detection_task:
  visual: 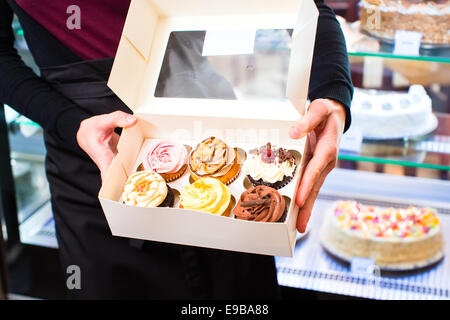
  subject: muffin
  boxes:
[243,142,296,190]
[189,136,240,185]
[233,185,287,222]
[180,177,232,216]
[122,171,174,207]
[137,139,188,182]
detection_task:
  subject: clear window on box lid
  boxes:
[155,29,293,102]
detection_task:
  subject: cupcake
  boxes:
[137,139,188,182]
[233,185,286,222]
[180,177,232,216]
[189,136,240,185]
[122,171,174,207]
[243,142,296,190]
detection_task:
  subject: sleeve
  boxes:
[309,0,353,132]
[0,0,91,148]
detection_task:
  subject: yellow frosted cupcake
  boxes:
[180,177,232,216]
[122,171,174,207]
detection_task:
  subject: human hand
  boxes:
[76,111,137,181]
[289,98,346,233]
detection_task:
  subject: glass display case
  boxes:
[0,219,6,299]
[276,0,450,300]
[0,1,449,300]
[1,18,56,250]
[0,17,64,300]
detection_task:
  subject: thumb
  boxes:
[77,111,137,181]
[97,111,137,132]
[289,99,331,139]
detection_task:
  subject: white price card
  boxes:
[350,257,377,275]
[393,30,422,56]
[202,28,256,56]
[363,56,383,88]
[340,127,363,154]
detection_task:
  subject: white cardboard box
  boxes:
[99,0,318,257]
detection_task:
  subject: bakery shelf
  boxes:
[338,112,450,171]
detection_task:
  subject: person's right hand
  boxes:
[76,111,137,181]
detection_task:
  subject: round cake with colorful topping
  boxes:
[321,200,444,269]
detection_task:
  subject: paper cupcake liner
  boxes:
[246,166,296,190]
[160,164,188,182]
[190,163,240,186]
[278,206,288,223]
[136,163,145,172]
[137,163,187,183]
[222,198,234,217]
[158,185,175,208]
[224,165,240,185]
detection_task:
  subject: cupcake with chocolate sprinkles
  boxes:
[233,185,286,222]
[243,142,296,190]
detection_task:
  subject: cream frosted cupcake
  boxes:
[189,137,241,185]
[137,139,188,182]
[243,142,296,190]
[122,171,174,207]
[180,177,232,216]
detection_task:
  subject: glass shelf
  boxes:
[339,153,450,171]
[348,44,450,64]
[339,113,450,171]
[341,20,450,64]
[13,116,41,128]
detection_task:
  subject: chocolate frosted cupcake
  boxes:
[189,137,241,185]
[122,171,174,208]
[233,185,286,222]
[243,142,296,190]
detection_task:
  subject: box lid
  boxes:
[108,0,318,118]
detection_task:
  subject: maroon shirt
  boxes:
[15,0,131,60]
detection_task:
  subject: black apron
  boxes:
[39,33,280,300]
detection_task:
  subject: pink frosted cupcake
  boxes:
[137,139,188,182]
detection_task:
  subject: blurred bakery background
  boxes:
[1,0,449,300]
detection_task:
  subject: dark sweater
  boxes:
[0,0,353,148]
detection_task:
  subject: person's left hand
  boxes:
[289,98,346,233]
